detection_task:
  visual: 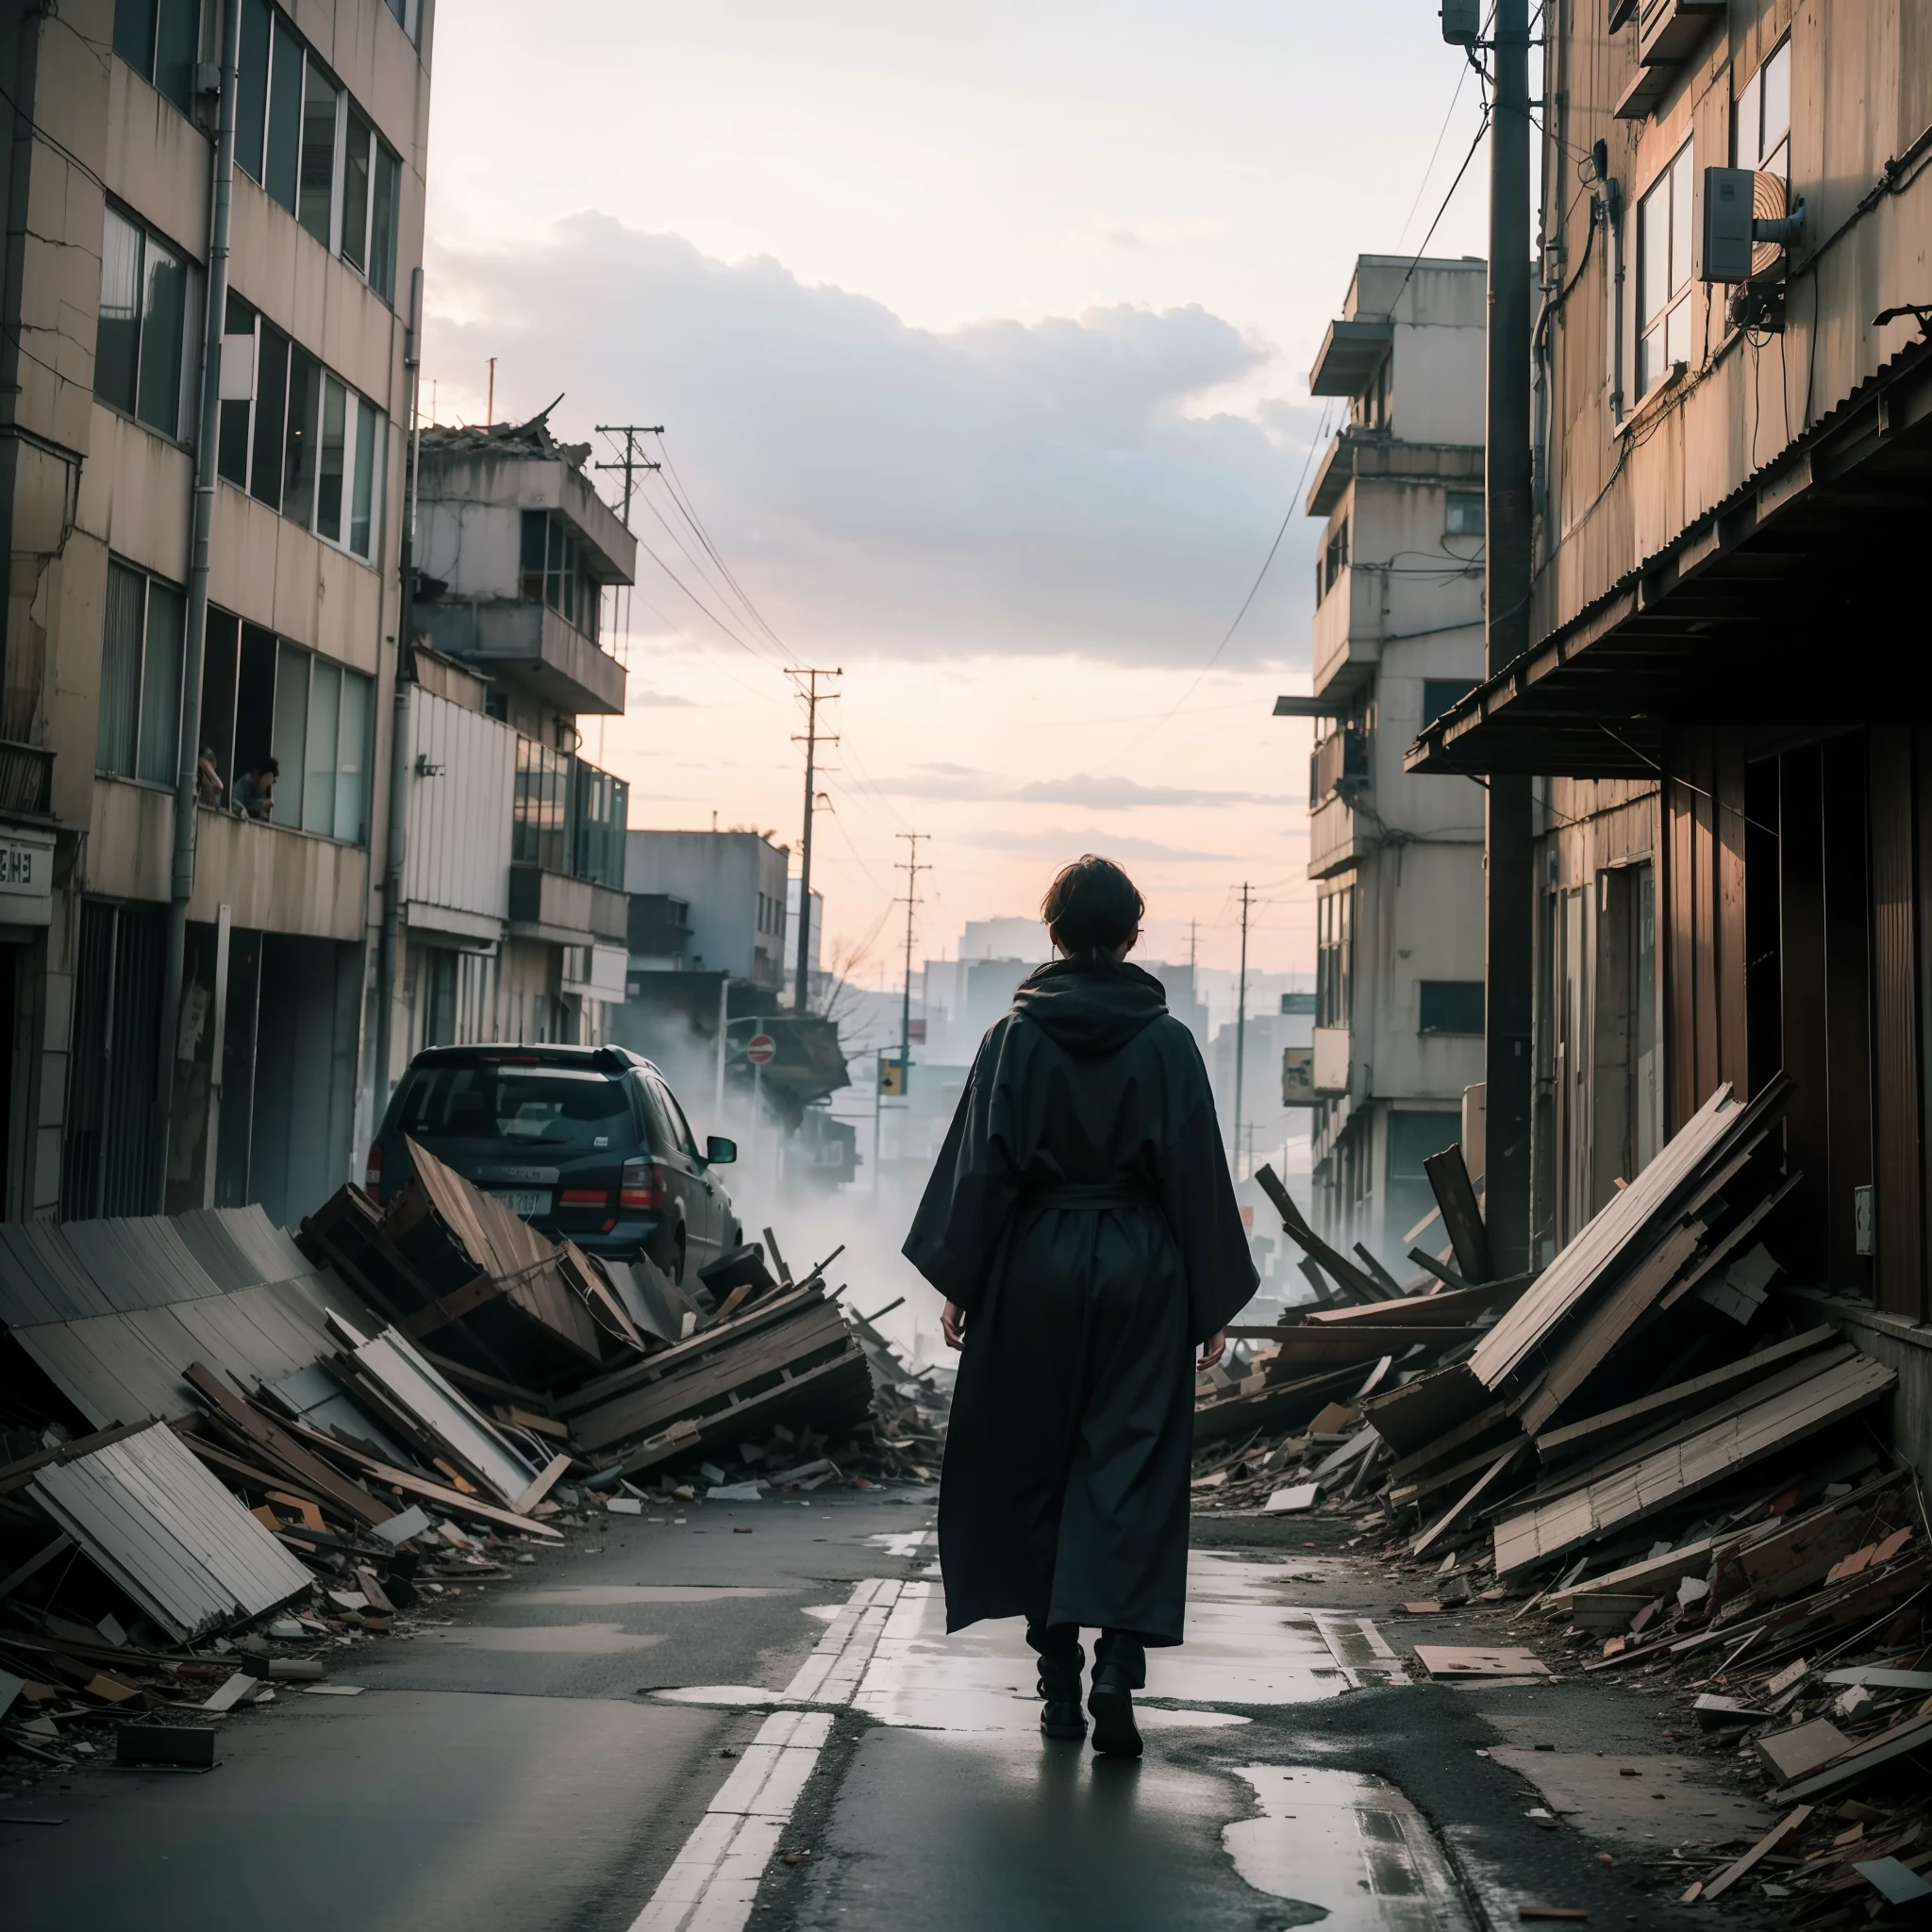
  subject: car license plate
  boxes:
[490,1189,551,1218]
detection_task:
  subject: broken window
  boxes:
[95,203,201,442]
[1637,139,1695,400]
[97,558,185,788]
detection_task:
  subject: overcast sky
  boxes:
[421,2,1490,981]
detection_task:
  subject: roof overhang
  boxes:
[1309,318,1394,397]
[1407,334,1932,779]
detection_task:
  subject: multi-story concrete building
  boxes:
[1406,4,1932,1455]
[1,0,431,1224]
[398,411,635,1058]
[1285,254,1490,1252]
[624,829,792,997]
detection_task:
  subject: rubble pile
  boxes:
[0,1148,936,1776]
[1205,1077,1932,1917]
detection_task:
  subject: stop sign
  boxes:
[746,1033,776,1065]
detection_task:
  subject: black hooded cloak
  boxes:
[903,957,1257,1644]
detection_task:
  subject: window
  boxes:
[1352,355,1390,432]
[1422,678,1477,729]
[1316,516,1349,608]
[1637,141,1695,399]
[1419,979,1486,1036]
[571,758,628,889]
[233,5,403,302]
[1445,491,1484,537]
[114,0,204,118]
[1736,38,1790,179]
[1316,886,1353,1030]
[382,0,424,48]
[514,735,571,872]
[98,559,185,786]
[216,294,385,558]
[195,611,371,839]
[95,204,200,441]
[519,510,604,640]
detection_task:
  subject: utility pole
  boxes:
[593,425,665,527]
[1485,0,1536,1274]
[485,357,495,426]
[1188,919,1199,970]
[895,833,928,1100]
[790,670,841,1013]
[1233,884,1253,1177]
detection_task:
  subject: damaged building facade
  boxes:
[393,411,636,1066]
[1288,255,1491,1254]
[1,0,433,1225]
[1407,3,1932,1457]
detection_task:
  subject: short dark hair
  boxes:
[1041,855,1143,956]
[256,757,279,777]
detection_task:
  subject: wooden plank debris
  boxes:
[1413,1645,1550,1678]
[1423,1141,1492,1284]
[1702,1805,1812,1901]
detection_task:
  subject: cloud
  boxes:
[1008,773,1291,809]
[428,215,1322,669]
[624,684,699,708]
[864,767,1290,808]
[953,825,1240,863]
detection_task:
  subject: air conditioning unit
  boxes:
[1700,168,1804,283]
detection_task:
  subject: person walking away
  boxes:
[903,855,1256,1757]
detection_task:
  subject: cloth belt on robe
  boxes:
[1024,1183,1154,1209]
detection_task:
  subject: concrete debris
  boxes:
[1,1178,930,1786]
[1215,1086,1932,1924]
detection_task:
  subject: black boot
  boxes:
[1026,1620,1087,1740]
[1089,1630,1145,1758]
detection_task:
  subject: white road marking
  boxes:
[628,1580,903,1931]
[783,1577,903,1703]
[627,1709,833,1932]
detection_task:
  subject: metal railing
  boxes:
[1308,726,1368,807]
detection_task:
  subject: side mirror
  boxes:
[706,1135,738,1166]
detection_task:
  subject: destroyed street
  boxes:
[11,1,1932,1927]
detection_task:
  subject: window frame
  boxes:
[1418,978,1486,1037]
[1444,490,1484,538]
[1635,139,1696,402]
[112,0,209,122]
[94,200,203,445]
[195,608,374,841]
[1735,36,1791,181]
[215,293,386,562]
[97,557,187,789]
[519,509,606,642]
[233,2,404,305]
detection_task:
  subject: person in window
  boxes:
[904,855,1256,1757]
[231,756,278,819]
[196,745,225,807]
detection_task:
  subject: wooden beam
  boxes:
[1424,1142,1493,1284]
[181,1363,394,1528]
[511,1454,573,1517]
[1253,1163,1387,1301]
[0,1533,75,1602]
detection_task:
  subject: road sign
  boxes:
[878,1052,905,1097]
[746,1033,776,1065]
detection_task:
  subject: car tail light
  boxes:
[560,1188,608,1208]
[363,1142,382,1200]
[620,1158,665,1211]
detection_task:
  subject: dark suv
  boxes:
[366,1044,740,1286]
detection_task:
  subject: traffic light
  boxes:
[878,1053,906,1097]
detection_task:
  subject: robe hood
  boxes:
[1011,958,1169,1058]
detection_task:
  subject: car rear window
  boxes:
[393,1064,641,1155]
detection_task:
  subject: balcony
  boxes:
[417,599,626,715]
[508,864,629,947]
[1308,793,1368,880]
[1312,1026,1351,1097]
[0,740,54,817]
[1309,725,1368,806]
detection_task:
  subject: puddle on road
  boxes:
[429,1623,667,1653]
[1225,1765,1474,1930]
[505,1585,790,1605]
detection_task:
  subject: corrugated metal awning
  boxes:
[28,1422,314,1641]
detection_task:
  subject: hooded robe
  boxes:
[903,957,1257,1644]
